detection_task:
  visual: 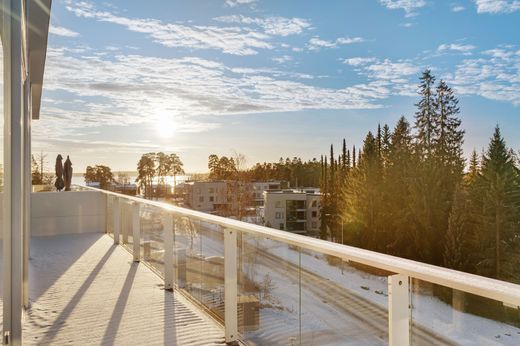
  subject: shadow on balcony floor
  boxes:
[19,233,225,345]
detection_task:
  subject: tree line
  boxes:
[208,153,320,187]
[136,152,184,199]
[321,70,520,283]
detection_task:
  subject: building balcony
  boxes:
[3,188,519,345]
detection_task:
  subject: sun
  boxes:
[154,110,177,138]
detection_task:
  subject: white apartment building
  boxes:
[252,181,284,206]
[263,189,321,234]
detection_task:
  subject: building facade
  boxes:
[182,181,229,213]
[251,181,284,206]
[263,189,321,234]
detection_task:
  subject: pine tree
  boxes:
[433,80,465,174]
[377,123,382,157]
[466,149,480,185]
[385,117,414,256]
[444,186,470,271]
[345,131,384,251]
[381,124,392,168]
[415,69,436,158]
[476,126,520,280]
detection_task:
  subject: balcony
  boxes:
[3,188,519,345]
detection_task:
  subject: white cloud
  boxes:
[39,45,390,143]
[336,37,365,44]
[66,2,273,55]
[445,46,520,105]
[451,4,466,12]
[343,57,421,96]
[307,36,365,51]
[225,0,256,7]
[379,0,427,17]
[213,15,311,36]
[474,0,520,13]
[437,43,476,54]
[365,59,420,81]
[272,55,293,64]
[49,24,80,37]
[342,57,377,66]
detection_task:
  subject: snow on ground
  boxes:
[190,222,520,345]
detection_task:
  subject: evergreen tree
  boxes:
[352,146,356,168]
[381,124,392,168]
[476,126,520,281]
[415,69,436,157]
[385,117,414,256]
[433,80,465,175]
[444,186,471,271]
[465,149,480,188]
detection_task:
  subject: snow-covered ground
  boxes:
[178,222,520,345]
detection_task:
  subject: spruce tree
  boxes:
[415,69,436,158]
[433,80,465,174]
[386,117,414,256]
[352,146,356,168]
[476,126,520,280]
[444,186,470,271]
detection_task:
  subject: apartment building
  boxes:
[252,180,285,206]
[182,181,229,213]
[263,189,321,234]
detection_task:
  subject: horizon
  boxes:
[33,0,520,173]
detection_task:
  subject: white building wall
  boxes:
[185,181,228,212]
[264,191,320,232]
[31,191,106,236]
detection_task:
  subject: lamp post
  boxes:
[326,213,345,274]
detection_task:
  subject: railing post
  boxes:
[164,214,174,291]
[132,202,140,262]
[388,274,410,346]
[113,197,120,244]
[224,228,238,345]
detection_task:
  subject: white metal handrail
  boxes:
[80,185,520,308]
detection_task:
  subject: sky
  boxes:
[32,0,520,173]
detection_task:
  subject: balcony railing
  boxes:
[81,185,520,346]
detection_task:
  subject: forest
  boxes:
[320,70,520,284]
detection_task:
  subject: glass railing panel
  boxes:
[299,252,389,345]
[173,216,205,305]
[238,233,300,345]
[410,279,520,345]
[106,195,113,235]
[139,204,166,277]
[120,199,135,250]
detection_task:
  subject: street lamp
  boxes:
[325,213,345,274]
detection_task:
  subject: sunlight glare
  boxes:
[154,110,177,138]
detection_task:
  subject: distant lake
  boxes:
[72,175,190,186]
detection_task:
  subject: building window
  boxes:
[311,200,318,208]
[199,196,204,202]
[209,187,215,193]
[311,211,317,218]
[275,212,284,219]
[275,201,282,208]
[279,223,284,230]
[209,196,214,202]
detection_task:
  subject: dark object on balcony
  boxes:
[64,155,73,191]
[54,154,65,191]
[238,295,259,332]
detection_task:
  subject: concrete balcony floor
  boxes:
[2,233,225,345]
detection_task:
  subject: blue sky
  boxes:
[33,0,520,172]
